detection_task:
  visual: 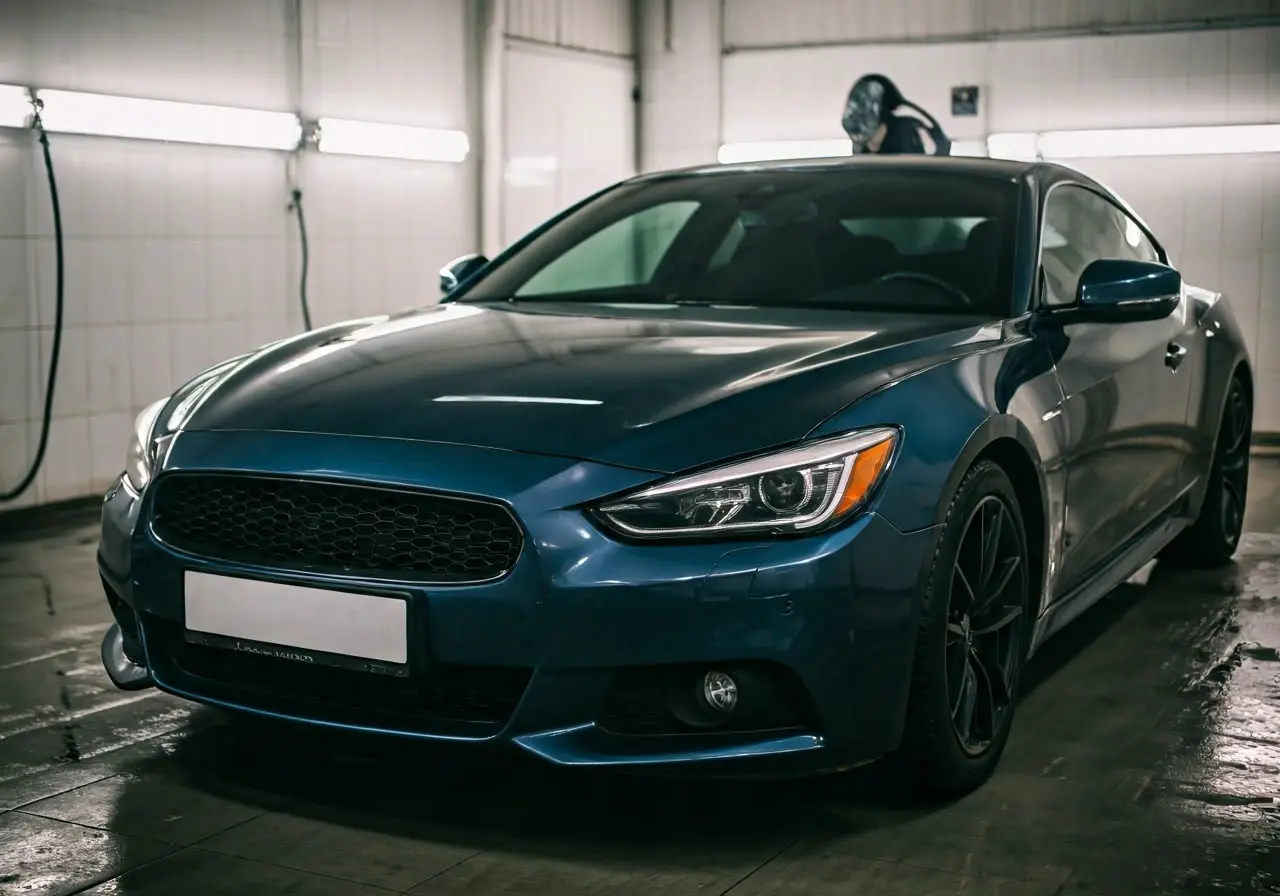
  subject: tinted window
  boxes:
[517,201,699,295]
[842,217,989,254]
[461,170,1020,316]
[1040,185,1160,307]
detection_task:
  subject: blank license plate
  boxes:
[183,571,408,664]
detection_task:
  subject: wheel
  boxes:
[1163,375,1251,567]
[896,460,1032,796]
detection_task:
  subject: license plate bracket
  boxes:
[182,629,410,678]
[182,570,411,674]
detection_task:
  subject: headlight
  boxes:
[124,398,168,492]
[121,355,249,493]
[595,427,898,538]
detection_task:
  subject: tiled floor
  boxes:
[1,461,1278,895]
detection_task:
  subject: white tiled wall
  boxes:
[0,0,478,508]
[718,27,1280,432]
[296,0,477,328]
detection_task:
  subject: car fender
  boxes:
[929,413,1048,525]
[808,338,1066,611]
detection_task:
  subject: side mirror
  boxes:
[1057,258,1182,323]
[439,253,489,296]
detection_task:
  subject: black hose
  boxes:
[901,100,952,156]
[1,124,64,503]
[289,187,312,331]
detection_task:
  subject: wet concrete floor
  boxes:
[0,461,1278,895]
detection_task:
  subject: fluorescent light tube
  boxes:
[720,137,988,164]
[986,132,1040,161]
[723,123,1280,167]
[1036,124,1280,159]
[0,84,31,128]
[33,88,301,150]
[949,140,988,157]
[316,118,469,162]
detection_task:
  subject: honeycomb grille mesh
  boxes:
[151,474,522,582]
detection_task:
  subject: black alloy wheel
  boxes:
[1217,378,1251,551]
[896,460,1032,795]
[1163,374,1251,567]
[945,495,1028,757]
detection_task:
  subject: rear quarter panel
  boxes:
[1184,286,1254,505]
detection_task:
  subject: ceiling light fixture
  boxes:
[0,84,31,128]
[1036,124,1280,159]
[25,87,302,150]
[718,137,988,164]
[315,117,470,162]
[988,124,1280,161]
[986,132,1040,161]
[946,140,988,157]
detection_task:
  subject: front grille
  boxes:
[147,618,530,729]
[151,473,523,583]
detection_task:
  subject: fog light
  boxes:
[702,670,738,713]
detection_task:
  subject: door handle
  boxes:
[1165,342,1187,370]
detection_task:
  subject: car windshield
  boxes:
[457,168,1019,315]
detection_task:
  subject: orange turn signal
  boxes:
[832,433,896,517]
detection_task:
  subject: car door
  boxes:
[1038,183,1193,595]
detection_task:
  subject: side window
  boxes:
[1119,214,1160,264]
[516,201,700,296]
[1039,185,1145,307]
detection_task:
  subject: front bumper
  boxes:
[97,430,938,776]
[101,621,151,690]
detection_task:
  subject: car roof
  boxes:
[627,156,1132,213]
[630,155,1095,188]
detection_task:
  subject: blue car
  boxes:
[99,156,1253,794]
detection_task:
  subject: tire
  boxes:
[894,460,1032,796]
[1162,375,1251,568]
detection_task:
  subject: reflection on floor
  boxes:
[1,461,1278,895]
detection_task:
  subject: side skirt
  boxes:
[1029,481,1197,655]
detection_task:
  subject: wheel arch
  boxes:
[1190,346,1254,520]
[929,417,1050,623]
[1196,296,1254,456]
[1225,360,1255,446]
[1231,361,1253,415]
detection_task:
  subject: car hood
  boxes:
[179,301,999,473]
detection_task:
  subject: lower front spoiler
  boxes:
[513,725,838,778]
[101,622,155,691]
[97,620,849,775]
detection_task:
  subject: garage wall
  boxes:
[0,0,477,508]
[506,0,632,56]
[637,0,722,173]
[490,0,638,254]
[295,0,476,328]
[501,43,635,247]
[723,0,1280,48]
[720,26,1280,432]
